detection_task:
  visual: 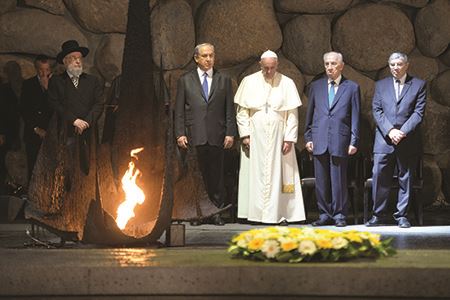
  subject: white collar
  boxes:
[197,67,213,78]
[328,74,342,85]
[393,74,407,84]
[66,70,80,79]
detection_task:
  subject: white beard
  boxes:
[68,65,83,77]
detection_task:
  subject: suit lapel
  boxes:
[64,72,78,91]
[208,69,219,102]
[190,69,207,102]
[387,76,397,103]
[317,77,329,111]
[398,75,412,103]
[330,77,348,110]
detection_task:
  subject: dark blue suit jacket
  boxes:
[304,76,360,157]
[372,75,426,155]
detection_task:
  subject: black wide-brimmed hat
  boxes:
[56,40,89,64]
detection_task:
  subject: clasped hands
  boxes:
[33,127,47,139]
[388,128,406,145]
[73,118,89,135]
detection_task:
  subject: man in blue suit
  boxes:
[366,52,426,228]
[304,51,360,227]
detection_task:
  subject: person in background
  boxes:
[0,61,23,194]
[20,55,54,180]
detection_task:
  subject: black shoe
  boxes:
[365,216,383,227]
[397,217,411,228]
[211,214,225,226]
[189,219,202,226]
[279,220,289,226]
[311,218,333,226]
[335,219,347,227]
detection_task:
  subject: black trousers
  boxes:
[196,143,225,208]
[0,146,7,194]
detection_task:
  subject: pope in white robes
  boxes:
[235,50,306,224]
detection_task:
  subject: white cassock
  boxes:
[234,71,306,223]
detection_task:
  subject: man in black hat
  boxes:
[48,40,103,174]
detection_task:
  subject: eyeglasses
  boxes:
[66,56,83,63]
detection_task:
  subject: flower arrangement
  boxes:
[228,227,395,263]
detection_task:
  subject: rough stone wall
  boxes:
[0,0,448,206]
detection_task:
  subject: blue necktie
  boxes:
[328,81,335,107]
[202,72,209,101]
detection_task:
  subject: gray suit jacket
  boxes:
[174,68,236,147]
[372,75,426,155]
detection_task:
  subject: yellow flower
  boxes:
[298,240,317,255]
[248,238,264,251]
[369,235,381,246]
[315,238,333,249]
[344,231,363,243]
[266,227,279,233]
[232,233,244,243]
[267,233,281,240]
[280,240,298,252]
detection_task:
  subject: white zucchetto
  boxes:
[260,50,278,60]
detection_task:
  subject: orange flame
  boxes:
[116,147,145,230]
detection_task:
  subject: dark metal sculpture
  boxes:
[25,0,174,245]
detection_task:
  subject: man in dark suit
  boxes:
[174,43,236,225]
[48,40,103,175]
[304,51,360,227]
[366,52,426,228]
[20,55,54,180]
[0,61,22,194]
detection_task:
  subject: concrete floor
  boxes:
[1,219,450,299]
[1,203,450,299]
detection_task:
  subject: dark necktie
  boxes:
[328,81,335,107]
[396,79,401,101]
[202,72,208,100]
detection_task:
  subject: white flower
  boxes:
[299,227,317,239]
[261,240,280,258]
[298,240,317,255]
[331,236,349,249]
[237,239,248,248]
[275,226,290,235]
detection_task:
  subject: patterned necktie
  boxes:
[396,79,401,101]
[202,72,209,100]
[72,76,79,88]
[328,81,335,107]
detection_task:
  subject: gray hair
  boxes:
[194,43,215,57]
[388,52,408,63]
[323,51,344,63]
